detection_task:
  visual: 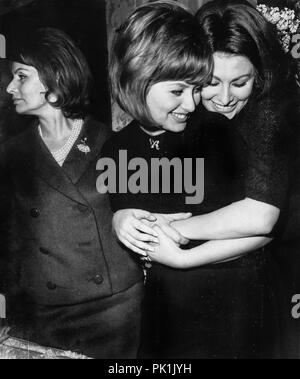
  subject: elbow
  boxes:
[255,208,280,235]
[241,199,280,236]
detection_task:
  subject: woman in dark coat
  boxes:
[0,27,143,358]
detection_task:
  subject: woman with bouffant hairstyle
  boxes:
[9,27,91,119]
[109,0,212,130]
[102,0,213,358]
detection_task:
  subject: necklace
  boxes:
[39,119,83,166]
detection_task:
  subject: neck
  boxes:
[38,109,74,141]
[140,125,165,136]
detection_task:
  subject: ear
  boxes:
[47,92,58,103]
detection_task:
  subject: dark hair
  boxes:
[110,0,213,129]
[196,0,293,99]
[9,27,92,119]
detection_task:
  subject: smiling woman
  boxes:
[145,81,201,133]
[101,0,214,359]
[201,54,255,119]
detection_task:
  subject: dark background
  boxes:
[0,0,110,141]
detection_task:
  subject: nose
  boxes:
[182,92,197,113]
[218,85,233,106]
[6,79,17,95]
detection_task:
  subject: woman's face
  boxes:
[146,81,201,133]
[201,53,255,119]
[6,62,49,116]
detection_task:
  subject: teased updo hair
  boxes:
[9,27,92,119]
[110,0,213,129]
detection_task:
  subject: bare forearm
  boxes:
[180,236,272,269]
[172,199,280,240]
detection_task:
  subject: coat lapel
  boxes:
[20,123,88,205]
[62,117,110,184]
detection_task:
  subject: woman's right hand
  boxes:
[112,209,159,256]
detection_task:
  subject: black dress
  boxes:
[102,97,292,358]
[268,103,300,359]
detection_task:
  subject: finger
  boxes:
[180,237,190,246]
[120,237,148,257]
[140,219,156,228]
[134,220,159,239]
[130,227,159,244]
[126,233,156,253]
[159,225,182,245]
[133,209,157,222]
[165,212,192,221]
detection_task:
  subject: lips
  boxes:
[211,101,237,113]
[13,98,23,104]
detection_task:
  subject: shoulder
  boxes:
[101,120,139,157]
[0,126,34,158]
[84,115,111,143]
[238,96,293,144]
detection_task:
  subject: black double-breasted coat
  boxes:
[0,117,143,357]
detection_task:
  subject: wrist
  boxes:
[172,246,189,269]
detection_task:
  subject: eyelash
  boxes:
[208,82,248,88]
[171,90,183,96]
[171,87,201,96]
[18,74,27,81]
[233,82,247,88]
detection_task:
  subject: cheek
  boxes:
[201,88,216,100]
[235,83,254,101]
[195,93,201,106]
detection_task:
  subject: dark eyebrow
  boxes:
[13,68,30,75]
[213,74,253,82]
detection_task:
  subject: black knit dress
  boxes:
[102,95,293,359]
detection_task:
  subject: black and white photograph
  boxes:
[0,0,300,363]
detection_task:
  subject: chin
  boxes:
[14,105,27,114]
[168,123,187,133]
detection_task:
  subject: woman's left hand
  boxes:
[152,213,192,246]
[145,226,187,269]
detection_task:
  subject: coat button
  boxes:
[30,208,40,218]
[93,275,103,285]
[77,204,89,213]
[39,248,50,256]
[47,282,57,291]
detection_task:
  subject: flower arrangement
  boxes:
[257,4,300,52]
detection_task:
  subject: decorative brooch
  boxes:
[77,137,91,154]
[149,138,160,151]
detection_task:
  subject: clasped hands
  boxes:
[112,209,192,268]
